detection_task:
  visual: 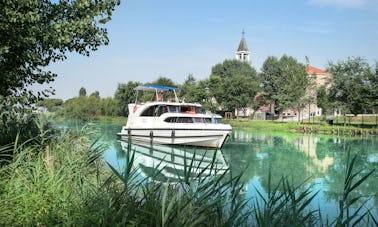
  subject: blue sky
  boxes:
[45,0,378,100]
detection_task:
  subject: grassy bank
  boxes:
[228,120,378,136]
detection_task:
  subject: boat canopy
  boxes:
[134,84,180,102]
[134,84,180,92]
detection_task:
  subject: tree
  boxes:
[100,97,119,116]
[60,96,101,121]
[327,57,373,115]
[79,87,87,97]
[180,74,196,100]
[114,81,140,116]
[90,91,100,99]
[316,85,331,119]
[210,59,260,116]
[151,76,176,87]
[260,55,309,118]
[260,56,281,109]
[216,75,259,117]
[211,59,255,79]
[36,98,63,112]
[366,62,378,113]
[0,0,120,106]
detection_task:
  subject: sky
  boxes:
[42,0,378,100]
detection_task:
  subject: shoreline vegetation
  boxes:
[228,119,378,136]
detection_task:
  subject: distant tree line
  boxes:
[38,57,377,121]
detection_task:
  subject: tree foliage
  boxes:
[327,57,376,115]
[0,0,120,105]
[60,96,101,121]
[114,81,140,116]
[179,74,196,100]
[79,87,87,97]
[36,98,63,112]
[316,86,331,118]
[151,76,177,87]
[260,55,309,115]
[0,0,119,144]
[210,59,260,115]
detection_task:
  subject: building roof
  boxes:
[306,65,331,75]
[237,31,249,52]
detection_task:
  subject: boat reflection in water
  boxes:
[118,140,229,183]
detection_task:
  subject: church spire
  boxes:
[236,30,251,63]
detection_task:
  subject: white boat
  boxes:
[117,84,232,148]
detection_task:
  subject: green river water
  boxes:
[58,120,378,223]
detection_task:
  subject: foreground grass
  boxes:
[0,121,376,226]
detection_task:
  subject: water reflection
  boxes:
[225,130,378,216]
[116,140,229,183]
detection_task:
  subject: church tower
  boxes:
[236,30,250,64]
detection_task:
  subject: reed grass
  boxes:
[334,152,376,226]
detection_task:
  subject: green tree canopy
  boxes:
[327,57,375,115]
[90,91,100,99]
[36,98,63,112]
[210,59,260,115]
[151,76,177,87]
[316,85,331,118]
[79,87,87,97]
[260,55,309,116]
[60,96,101,121]
[211,59,256,78]
[0,0,120,106]
[179,74,196,100]
[114,81,140,116]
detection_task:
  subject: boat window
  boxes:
[164,117,194,123]
[164,117,176,123]
[195,107,202,114]
[193,118,202,123]
[141,105,158,116]
[167,105,179,113]
[182,117,193,123]
[204,118,211,123]
[154,105,168,116]
[181,106,196,114]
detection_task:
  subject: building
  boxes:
[236,30,251,64]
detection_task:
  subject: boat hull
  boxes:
[118,127,231,148]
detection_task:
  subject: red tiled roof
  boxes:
[306,65,331,75]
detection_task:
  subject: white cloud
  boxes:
[308,0,367,8]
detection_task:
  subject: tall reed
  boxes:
[334,152,376,226]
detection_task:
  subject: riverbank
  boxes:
[227,120,378,136]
